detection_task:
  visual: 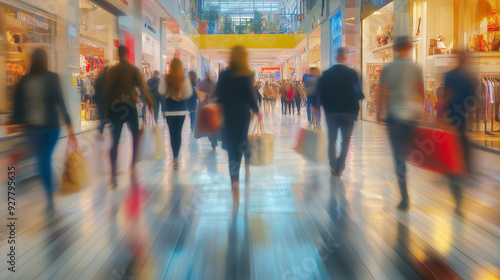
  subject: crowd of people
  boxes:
[13,38,474,216]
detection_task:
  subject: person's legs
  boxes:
[336,114,356,172]
[387,118,412,209]
[190,111,196,132]
[228,144,243,185]
[326,114,340,173]
[153,101,160,123]
[110,116,124,183]
[166,116,185,162]
[448,176,463,214]
[296,100,301,115]
[306,100,312,123]
[125,105,140,172]
[28,127,60,208]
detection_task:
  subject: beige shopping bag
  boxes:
[153,126,166,160]
[60,138,88,194]
[248,120,274,166]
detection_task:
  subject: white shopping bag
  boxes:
[154,126,166,160]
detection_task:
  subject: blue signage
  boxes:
[330,12,342,66]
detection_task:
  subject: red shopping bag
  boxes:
[405,126,466,176]
[196,103,223,133]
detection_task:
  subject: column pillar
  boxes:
[57,0,81,132]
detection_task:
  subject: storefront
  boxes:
[142,11,160,79]
[361,1,394,122]
[308,25,322,70]
[0,1,56,134]
[78,0,119,127]
[358,0,500,149]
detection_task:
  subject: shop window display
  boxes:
[361,2,394,122]
[0,4,56,135]
[78,0,118,126]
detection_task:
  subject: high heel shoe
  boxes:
[173,158,179,170]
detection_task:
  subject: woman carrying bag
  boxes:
[215,46,262,190]
[13,48,76,211]
[159,58,193,169]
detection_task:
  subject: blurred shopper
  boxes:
[377,36,424,210]
[13,48,76,210]
[105,46,153,187]
[303,68,320,124]
[280,81,288,115]
[263,81,272,113]
[287,81,295,115]
[147,70,162,122]
[317,48,364,176]
[95,66,109,138]
[216,46,262,190]
[255,79,263,107]
[443,50,476,215]
[197,71,219,150]
[293,81,303,116]
[159,58,193,169]
[187,71,199,132]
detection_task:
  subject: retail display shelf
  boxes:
[371,43,393,53]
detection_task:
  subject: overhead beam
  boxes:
[190,34,307,49]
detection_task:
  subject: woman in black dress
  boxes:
[216,46,262,190]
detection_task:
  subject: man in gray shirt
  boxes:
[377,36,424,211]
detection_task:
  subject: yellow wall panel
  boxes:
[189,34,307,49]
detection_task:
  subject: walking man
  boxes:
[377,36,424,210]
[147,70,162,122]
[317,48,364,176]
[105,46,154,187]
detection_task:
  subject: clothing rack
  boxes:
[480,74,500,134]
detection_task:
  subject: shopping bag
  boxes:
[248,120,274,166]
[405,126,466,176]
[294,127,327,163]
[153,126,166,160]
[138,111,157,161]
[60,138,88,194]
[196,103,223,134]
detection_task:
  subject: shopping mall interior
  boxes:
[0,0,499,279]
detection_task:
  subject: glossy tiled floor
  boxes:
[1,104,499,280]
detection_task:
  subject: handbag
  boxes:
[196,103,223,134]
[405,126,466,176]
[294,116,327,163]
[60,138,88,194]
[248,120,274,166]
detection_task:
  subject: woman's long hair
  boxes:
[165,58,185,100]
[30,48,48,74]
[229,46,251,77]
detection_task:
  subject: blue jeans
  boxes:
[386,116,415,202]
[325,113,355,171]
[27,126,60,205]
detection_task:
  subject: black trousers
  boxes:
[326,113,356,172]
[227,140,250,182]
[109,103,140,177]
[295,99,301,115]
[166,115,186,159]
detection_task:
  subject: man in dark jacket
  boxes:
[147,70,162,122]
[105,46,153,187]
[317,48,364,176]
[95,66,108,137]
